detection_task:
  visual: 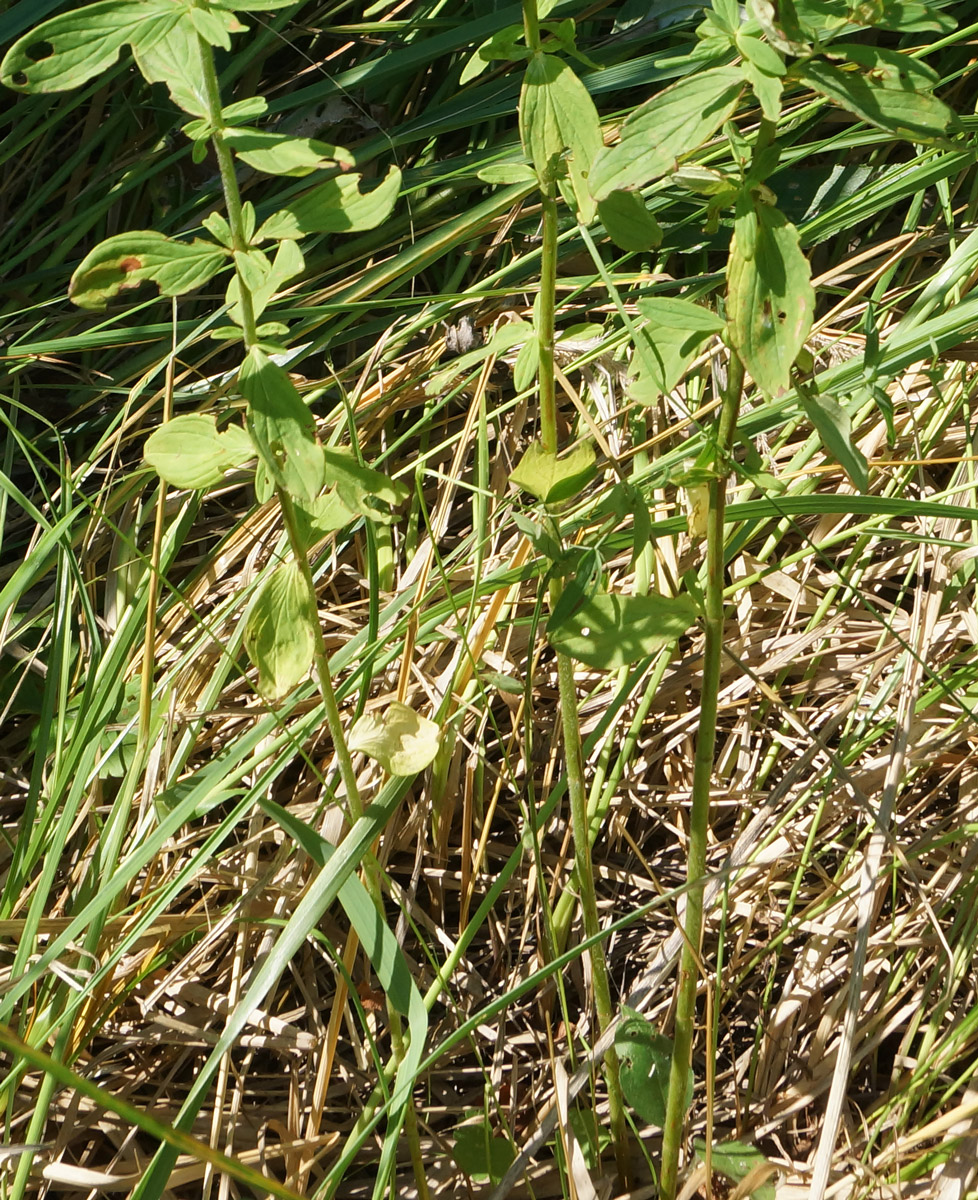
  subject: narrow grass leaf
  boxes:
[243,561,316,700]
[144,415,254,489]
[548,592,697,669]
[68,231,227,309]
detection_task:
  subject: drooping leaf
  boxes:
[793,59,955,144]
[244,561,317,700]
[322,446,409,521]
[144,415,254,489]
[226,238,304,324]
[629,297,724,402]
[0,0,180,93]
[692,1139,777,1199]
[68,231,227,309]
[131,16,208,116]
[293,489,358,548]
[453,1122,517,1184]
[597,191,661,251]
[349,701,441,776]
[726,197,813,396]
[616,1012,692,1128]
[549,591,697,669]
[238,346,324,503]
[519,52,602,222]
[511,440,596,505]
[798,387,869,491]
[256,166,401,240]
[589,67,744,199]
[223,128,355,177]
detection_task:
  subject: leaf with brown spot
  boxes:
[69,231,228,310]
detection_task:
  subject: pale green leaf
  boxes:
[222,96,268,123]
[322,446,408,521]
[211,0,303,7]
[243,562,317,700]
[476,162,537,185]
[132,16,208,116]
[629,297,724,402]
[512,337,539,394]
[726,199,814,396]
[589,67,744,200]
[239,346,324,503]
[616,1013,692,1128]
[0,0,180,93]
[692,1139,776,1199]
[349,701,441,776]
[510,440,596,505]
[256,166,401,240]
[227,239,304,325]
[68,230,227,309]
[597,191,661,251]
[798,388,868,491]
[519,52,602,222]
[188,3,240,49]
[224,128,355,177]
[294,489,358,548]
[144,415,254,489]
[793,59,955,143]
[548,591,697,668]
[742,59,783,122]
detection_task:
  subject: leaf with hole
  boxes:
[589,67,743,199]
[549,592,697,669]
[0,0,180,93]
[144,415,254,489]
[349,702,441,776]
[239,346,324,503]
[726,196,813,396]
[616,1013,692,1127]
[244,562,317,700]
[692,1139,777,1199]
[511,440,596,505]
[68,231,227,310]
[256,166,401,240]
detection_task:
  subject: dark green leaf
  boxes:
[453,1123,516,1184]
[692,1139,777,1199]
[798,387,868,491]
[616,1013,692,1127]
[597,191,661,251]
[548,592,697,669]
[68,231,227,309]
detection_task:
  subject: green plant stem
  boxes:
[658,350,745,1200]
[521,0,542,53]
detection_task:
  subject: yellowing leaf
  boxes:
[244,562,317,700]
[349,702,441,776]
[726,198,813,396]
[510,440,596,505]
[68,231,227,310]
[144,415,254,489]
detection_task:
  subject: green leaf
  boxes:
[460,23,527,85]
[222,96,268,123]
[453,1122,516,1185]
[188,3,242,49]
[293,489,358,548]
[616,1013,692,1127]
[131,15,208,116]
[798,387,868,491]
[256,165,401,240]
[519,52,602,222]
[597,191,661,251]
[227,238,304,324]
[68,231,227,309]
[476,162,537,185]
[692,1139,777,1199]
[144,415,254,489]
[549,591,697,669]
[726,198,813,397]
[238,346,324,503]
[512,336,539,394]
[243,561,317,700]
[511,440,596,505]
[793,59,955,143]
[0,0,180,93]
[224,128,355,177]
[322,446,409,521]
[629,297,723,402]
[742,59,783,122]
[211,0,305,8]
[349,701,441,776]
[589,67,744,200]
